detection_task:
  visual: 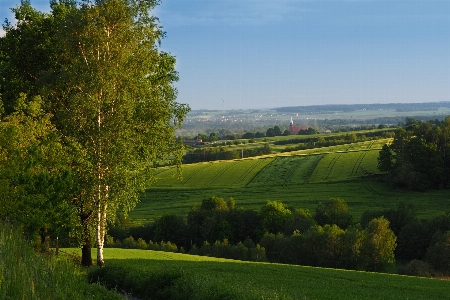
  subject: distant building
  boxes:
[184,139,202,146]
[289,117,309,134]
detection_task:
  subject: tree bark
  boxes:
[96,185,108,267]
[79,209,93,267]
[81,228,92,267]
[96,201,107,267]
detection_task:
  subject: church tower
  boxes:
[289,117,294,133]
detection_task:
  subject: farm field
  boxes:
[63,248,450,299]
[130,180,450,224]
[203,132,390,154]
[152,158,273,188]
[130,139,449,224]
[152,139,388,188]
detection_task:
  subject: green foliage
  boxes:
[360,201,416,235]
[425,231,450,275]
[378,144,393,172]
[189,239,266,262]
[0,94,75,240]
[266,125,282,137]
[153,214,187,246]
[187,197,233,245]
[122,197,394,273]
[314,198,353,229]
[283,208,316,235]
[399,260,435,278]
[297,127,318,135]
[362,217,397,272]
[260,218,396,273]
[183,144,271,163]
[0,224,122,299]
[1,0,190,265]
[259,200,292,235]
[378,118,450,190]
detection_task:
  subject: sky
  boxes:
[1,1,450,110]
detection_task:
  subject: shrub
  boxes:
[137,238,148,249]
[122,236,137,249]
[399,260,434,278]
[425,231,450,275]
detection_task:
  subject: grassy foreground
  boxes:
[64,248,450,300]
[0,225,122,300]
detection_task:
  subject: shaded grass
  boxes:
[0,224,122,300]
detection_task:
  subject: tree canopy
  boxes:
[377,117,450,190]
[0,0,189,266]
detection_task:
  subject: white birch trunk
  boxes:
[96,202,104,267]
[96,200,107,267]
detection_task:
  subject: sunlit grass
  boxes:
[65,248,450,300]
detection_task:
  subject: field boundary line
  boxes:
[209,161,236,186]
[234,158,267,186]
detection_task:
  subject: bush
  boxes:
[122,236,136,249]
[189,239,266,262]
[399,260,434,278]
[425,231,450,275]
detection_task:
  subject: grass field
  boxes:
[63,248,450,299]
[153,158,273,188]
[129,138,449,224]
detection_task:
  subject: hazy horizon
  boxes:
[1,0,450,110]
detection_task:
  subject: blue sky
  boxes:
[1,1,450,110]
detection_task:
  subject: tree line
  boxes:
[183,144,271,164]
[108,197,399,273]
[275,130,393,146]
[108,197,450,275]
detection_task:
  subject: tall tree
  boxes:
[1,0,189,266]
[362,217,397,272]
[50,0,188,266]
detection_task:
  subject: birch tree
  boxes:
[1,0,188,266]
[47,0,188,266]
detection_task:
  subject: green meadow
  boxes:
[130,139,450,224]
[63,248,450,299]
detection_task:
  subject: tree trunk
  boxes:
[81,229,92,267]
[96,205,105,267]
[96,198,107,267]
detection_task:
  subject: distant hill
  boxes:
[274,101,450,114]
